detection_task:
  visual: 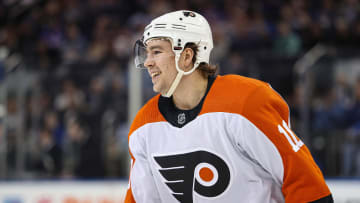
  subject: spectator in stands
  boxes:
[313,87,346,132]
[54,79,85,114]
[62,22,87,65]
[273,21,302,57]
[62,117,87,178]
[34,128,62,177]
[43,111,65,147]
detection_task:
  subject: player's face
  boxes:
[144,39,177,95]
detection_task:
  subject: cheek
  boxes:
[167,63,178,79]
[161,58,177,77]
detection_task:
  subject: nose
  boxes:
[144,56,154,69]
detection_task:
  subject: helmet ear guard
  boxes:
[133,10,213,97]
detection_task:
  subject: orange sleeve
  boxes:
[242,84,331,202]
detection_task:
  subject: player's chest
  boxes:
[144,113,233,154]
[138,113,270,203]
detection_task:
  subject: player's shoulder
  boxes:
[214,74,275,101]
[218,74,281,100]
[129,94,165,135]
[221,74,290,122]
[202,74,284,115]
[216,74,269,91]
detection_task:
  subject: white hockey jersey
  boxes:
[124,75,331,203]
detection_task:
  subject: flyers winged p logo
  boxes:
[153,150,231,203]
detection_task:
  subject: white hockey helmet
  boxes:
[134,10,213,97]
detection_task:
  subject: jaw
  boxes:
[153,77,172,96]
[152,76,164,94]
[152,82,160,93]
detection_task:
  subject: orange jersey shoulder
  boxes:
[128,94,165,137]
[201,74,273,115]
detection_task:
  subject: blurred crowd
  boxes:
[0,0,360,179]
[305,68,360,177]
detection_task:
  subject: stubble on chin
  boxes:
[152,83,162,94]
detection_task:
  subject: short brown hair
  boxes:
[184,43,218,78]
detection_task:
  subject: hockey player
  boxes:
[125,10,333,203]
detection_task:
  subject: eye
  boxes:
[153,50,162,55]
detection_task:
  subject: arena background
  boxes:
[0,0,359,202]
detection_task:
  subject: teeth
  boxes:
[151,72,160,77]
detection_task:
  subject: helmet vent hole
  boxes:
[179,18,183,21]
[147,32,150,36]
[204,46,207,50]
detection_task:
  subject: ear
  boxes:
[180,47,194,71]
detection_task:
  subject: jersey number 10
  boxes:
[278,120,304,152]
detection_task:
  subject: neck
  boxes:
[172,71,208,110]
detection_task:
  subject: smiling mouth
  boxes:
[151,71,161,83]
[151,72,161,78]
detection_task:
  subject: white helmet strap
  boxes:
[162,50,199,98]
[163,70,183,98]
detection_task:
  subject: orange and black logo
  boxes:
[153,150,231,203]
[183,11,196,17]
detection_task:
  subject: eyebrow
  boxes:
[148,45,164,51]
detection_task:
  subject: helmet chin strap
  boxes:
[162,53,199,98]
